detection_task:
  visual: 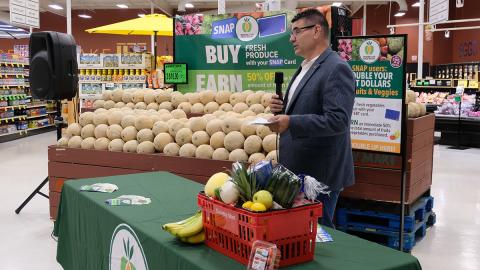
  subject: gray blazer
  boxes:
[279,47,355,191]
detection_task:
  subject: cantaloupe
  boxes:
[155,91,171,103]
[171,93,187,107]
[106,124,123,140]
[137,141,155,154]
[146,103,159,111]
[229,149,248,162]
[159,101,173,111]
[266,150,278,163]
[95,108,107,114]
[102,90,112,100]
[121,126,137,142]
[213,110,226,118]
[177,102,192,114]
[224,131,245,151]
[406,90,416,104]
[66,123,82,137]
[192,131,210,146]
[168,119,184,137]
[107,111,123,126]
[408,102,420,118]
[152,121,169,136]
[233,102,249,113]
[191,103,205,114]
[210,131,226,149]
[163,142,180,156]
[121,115,136,128]
[199,90,215,105]
[418,103,427,116]
[219,103,233,112]
[80,137,96,149]
[246,93,262,106]
[189,117,207,132]
[256,125,273,139]
[94,124,109,139]
[143,90,156,104]
[175,127,193,146]
[240,120,257,137]
[134,102,147,110]
[206,119,223,136]
[159,113,173,122]
[187,92,200,104]
[158,109,171,115]
[79,112,95,126]
[57,137,69,147]
[212,148,230,160]
[122,91,134,103]
[241,90,254,99]
[123,140,139,153]
[135,115,154,130]
[248,153,266,164]
[103,100,116,110]
[202,114,216,123]
[153,132,173,152]
[195,144,214,159]
[244,135,263,154]
[204,101,219,114]
[261,93,274,107]
[137,128,154,143]
[179,143,197,157]
[67,135,83,148]
[111,89,124,102]
[94,137,110,150]
[262,134,277,153]
[222,117,242,133]
[249,104,265,114]
[93,100,105,109]
[108,138,125,152]
[133,91,144,103]
[149,114,161,124]
[114,102,126,108]
[229,93,244,105]
[241,110,257,117]
[171,109,187,119]
[126,102,135,109]
[215,91,231,105]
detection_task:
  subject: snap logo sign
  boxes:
[110,224,149,270]
[236,16,259,42]
[359,39,380,64]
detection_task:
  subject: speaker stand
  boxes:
[15,101,63,214]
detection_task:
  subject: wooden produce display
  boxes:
[342,113,435,204]
[48,146,234,219]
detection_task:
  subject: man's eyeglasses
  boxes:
[290,25,316,37]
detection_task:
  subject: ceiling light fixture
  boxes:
[48,4,63,10]
[116,4,129,9]
[185,3,194,8]
[332,2,343,7]
[138,14,146,17]
[394,11,406,17]
[412,2,420,7]
[78,14,92,19]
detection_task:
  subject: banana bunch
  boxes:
[163,211,205,244]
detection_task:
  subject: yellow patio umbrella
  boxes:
[86,13,173,69]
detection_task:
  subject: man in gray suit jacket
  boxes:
[268,9,355,228]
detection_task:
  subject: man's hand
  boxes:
[269,94,284,114]
[267,115,290,134]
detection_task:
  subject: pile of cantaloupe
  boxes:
[406,90,427,118]
[57,103,278,164]
[93,88,274,116]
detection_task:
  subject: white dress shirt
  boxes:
[286,54,321,109]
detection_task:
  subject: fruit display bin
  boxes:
[197,193,322,267]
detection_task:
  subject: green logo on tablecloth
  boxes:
[110,224,149,270]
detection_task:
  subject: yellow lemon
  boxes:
[242,201,253,209]
[250,202,267,212]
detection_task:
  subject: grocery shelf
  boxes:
[26,104,47,109]
[0,105,27,110]
[0,115,27,123]
[0,94,27,100]
[0,62,27,66]
[0,85,26,89]
[28,124,55,131]
[0,129,27,137]
[0,124,55,143]
[26,114,48,119]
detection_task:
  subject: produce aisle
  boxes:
[54,172,421,270]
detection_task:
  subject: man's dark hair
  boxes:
[291,9,329,37]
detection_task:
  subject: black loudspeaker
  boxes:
[29,31,79,100]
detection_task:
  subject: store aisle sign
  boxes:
[174,12,302,93]
[429,0,449,25]
[9,0,39,28]
[338,35,407,154]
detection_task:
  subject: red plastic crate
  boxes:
[197,193,322,267]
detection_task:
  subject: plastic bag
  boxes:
[265,164,302,208]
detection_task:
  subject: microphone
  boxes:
[274,72,284,100]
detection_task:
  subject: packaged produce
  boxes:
[247,241,280,270]
[264,164,302,208]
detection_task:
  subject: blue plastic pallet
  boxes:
[338,211,436,252]
[336,196,434,232]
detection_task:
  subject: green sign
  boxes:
[174,12,302,93]
[338,35,407,154]
[164,63,188,84]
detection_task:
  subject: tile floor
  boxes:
[1,131,479,269]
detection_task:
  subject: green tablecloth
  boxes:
[54,172,422,270]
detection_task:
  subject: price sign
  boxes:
[164,63,188,84]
